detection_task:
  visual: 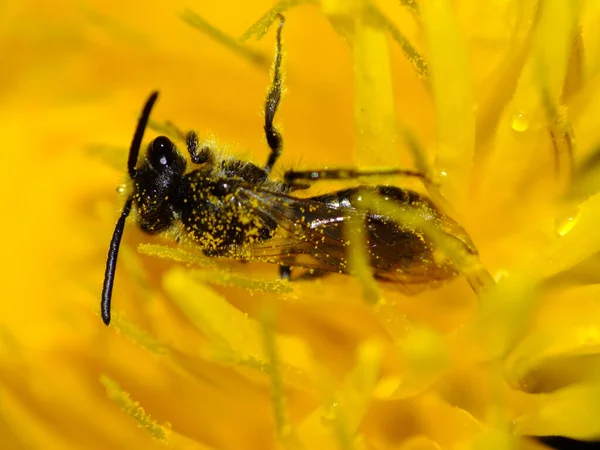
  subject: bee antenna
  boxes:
[128,91,159,178]
[101,91,159,326]
[101,196,133,325]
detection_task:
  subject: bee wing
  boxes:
[235,187,353,271]
[235,187,459,290]
[357,213,459,289]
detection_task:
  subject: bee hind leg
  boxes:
[263,15,285,176]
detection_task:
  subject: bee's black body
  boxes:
[129,129,469,288]
[100,16,476,325]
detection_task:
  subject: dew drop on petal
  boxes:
[555,207,580,236]
[426,170,444,186]
[321,401,339,423]
[511,111,529,132]
[433,169,448,185]
[116,184,127,194]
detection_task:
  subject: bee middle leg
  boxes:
[183,130,211,164]
[263,15,285,176]
[161,122,212,165]
[284,168,427,185]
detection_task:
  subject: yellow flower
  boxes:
[3,0,600,449]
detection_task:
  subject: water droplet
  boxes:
[511,111,529,132]
[116,184,127,194]
[321,401,338,423]
[555,207,580,236]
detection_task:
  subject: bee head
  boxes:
[132,135,186,234]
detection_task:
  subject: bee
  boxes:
[101,16,478,325]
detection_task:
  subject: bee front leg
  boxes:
[159,124,212,165]
[184,130,211,164]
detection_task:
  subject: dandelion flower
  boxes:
[3,0,600,449]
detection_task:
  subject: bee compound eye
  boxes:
[149,135,174,169]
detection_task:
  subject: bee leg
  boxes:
[263,15,285,176]
[157,125,212,165]
[279,265,292,280]
[284,168,428,184]
[184,130,211,164]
